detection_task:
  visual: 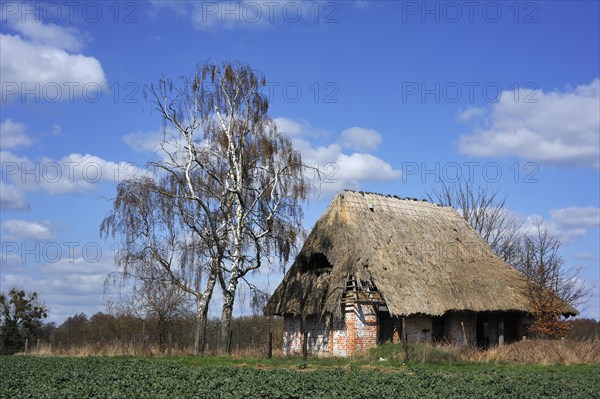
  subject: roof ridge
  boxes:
[341,189,432,204]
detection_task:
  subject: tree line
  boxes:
[0,287,283,356]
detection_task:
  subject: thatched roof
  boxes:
[266,190,577,320]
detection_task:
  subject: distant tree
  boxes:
[108,265,194,352]
[429,182,593,339]
[567,318,600,341]
[0,288,48,354]
[102,61,308,354]
[55,313,89,348]
[515,219,592,338]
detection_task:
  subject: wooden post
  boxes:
[267,332,273,359]
[461,321,468,347]
[301,318,308,361]
[498,317,505,346]
[24,339,29,354]
[36,339,40,352]
[402,317,409,363]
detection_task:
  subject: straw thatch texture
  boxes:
[266,190,575,321]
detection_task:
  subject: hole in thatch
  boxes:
[302,253,332,275]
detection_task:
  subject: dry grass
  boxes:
[25,342,194,357]
[22,339,600,366]
[451,339,600,365]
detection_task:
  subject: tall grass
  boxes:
[20,338,600,365]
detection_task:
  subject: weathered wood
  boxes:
[461,321,468,347]
[267,332,273,359]
[24,339,28,354]
[498,317,505,346]
[301,318,308,361]
[402,317,409,363]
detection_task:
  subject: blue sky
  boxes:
[1,0,599,323]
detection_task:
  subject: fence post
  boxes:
[301,318,308,361]
[37,339,40,352]
[402,317,409,363]
[168,332,172,356]
[267,332,273,359]
[24,339,29,354]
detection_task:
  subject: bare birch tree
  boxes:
[102,61,308,354]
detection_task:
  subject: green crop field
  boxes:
[1,356,598,399]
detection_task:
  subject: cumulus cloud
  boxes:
[275,118,401,197]
[0,181,30,211]
[550,206,600,228]
[456,106,485,123]
[122,131,165,153]
[571,252,595,261]
[1,219,54,240]
[5,17,87,52]
[0,118,33,149]
[1,150,141,195]
[1,271,109,323]
[340,127,383,152]
[458,79,600,168]
[521,206,600,244]
[1,17,106,101]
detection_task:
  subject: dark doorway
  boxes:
[377,310,396,344]
[432,316,446,342]
[504,312,522,343]
[476,313,490,349]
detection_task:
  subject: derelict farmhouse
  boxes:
[265,190,577,357]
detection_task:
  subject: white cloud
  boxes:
[0,181,30,211]
[122,131,165,153]
[0,244,119,323]
[274,117,331,141]
[572,252,595,261]
[550,206,600,228]
[521,207,600,244]
[456,106,485,123]
[5,17,87,52]
[2,219,54,240]
[1,150,141,197]
[0,118,33,149]
[458,79,600,168]
[340,127,383,152]
[274,118,401,197]
[0,18,106,101]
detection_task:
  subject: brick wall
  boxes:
[283,316,331,357]
[282,317,302,356]
[404,315,433,343]
[352,303,378,352]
